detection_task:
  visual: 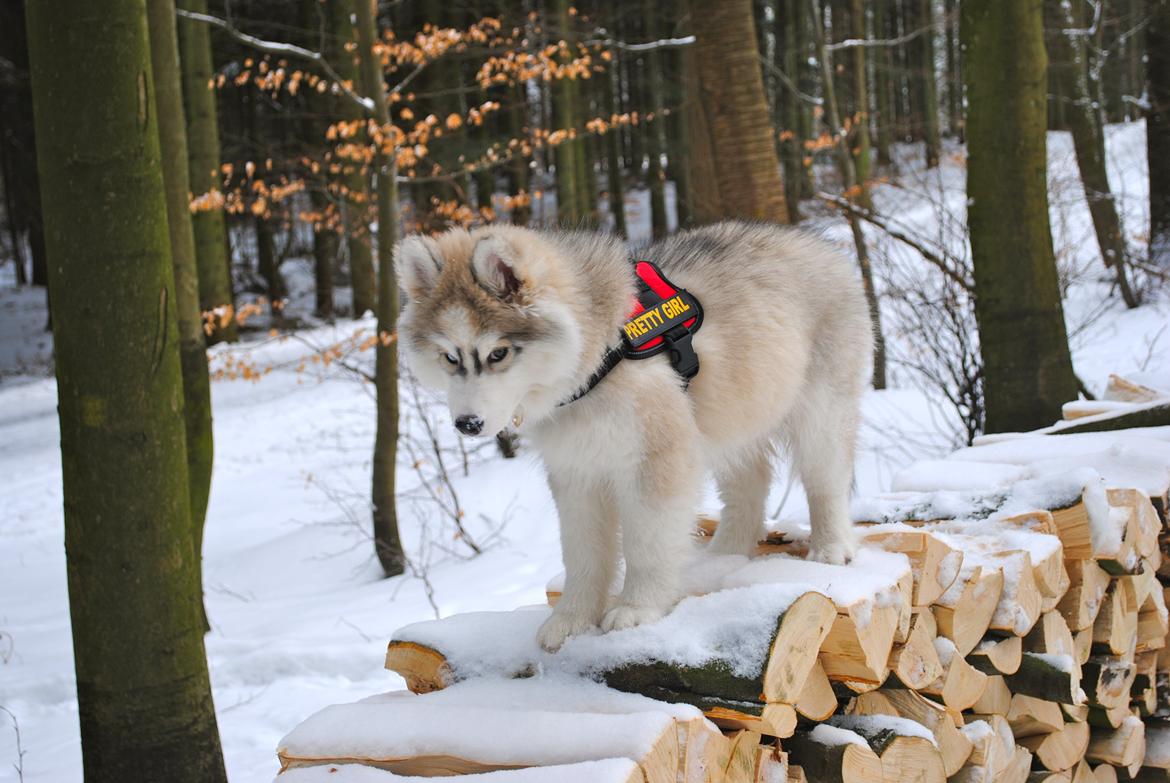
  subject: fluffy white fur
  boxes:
[396,222,873,651]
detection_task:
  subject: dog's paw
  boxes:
[600,603,667,633]
[537,610,597,652]
[806,536,857,565]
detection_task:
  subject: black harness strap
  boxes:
[559,261,703,407]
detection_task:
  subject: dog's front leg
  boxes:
[601,429,700,632]
[537,473,618,652]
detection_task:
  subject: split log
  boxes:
[1085,582,1135,647]
[889,611,944,689]
[1144,721,1170,769]
[1002,745,1036,783]
[1027,612,1079,663]
[1019,721,1091,772]
[1050,500,1097,560]
[1109,489,1162,562]
[820,571,913,687]
[949,715,1014,782]
[671,695,798,739]
[1060,561,1112,632]
[969,635,1024,675]
[1005,652,1084,705]
[862,529,963,608]
[795,661,837,722]
[830,717,947,783]
[1133,652,1158,716]
[1003,694,1067,737]
[1089,763,1118,783]
[784,729,883,783]
[849,689,973,775]
[1082,657,1138,711]
[971,675,1012,715]
[723,730,765,783]
[1087,716,1146,771]
[921,637,989,711]
[934,566,1005,657]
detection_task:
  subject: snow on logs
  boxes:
[278,419,1170,782]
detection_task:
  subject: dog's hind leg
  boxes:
[708,445,772,556]
[786,389,860,565]
[537,473,619,651]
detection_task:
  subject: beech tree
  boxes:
[963,0,1079,432]
[25,0,227,778]
[1150,0,1170,266]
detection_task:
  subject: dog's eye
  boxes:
[487,347,509,363]
[443,352,459,365]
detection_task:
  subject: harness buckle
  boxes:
[663,326,700,384]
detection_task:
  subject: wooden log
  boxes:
[971,675,1012,715]
[1050,501,1096,560]
[787,764,808,783]
[384,641,451,693]
[1075,628,1095,665]
[1137,587,1169,653]
[723,730,764,783]
[1002,745,1035,783]
[1018,721,1091,772]
[1083,657,1138,711]
[629,689,798,739]
[934,566,1005,657]
[848,689,973,775]
[950,714,1014,782]
[922,636,989,711]
[1087,704,1133,729]
[862,529,963,608]
[1109,489,1162,561]
[1027,772,1073,783]
[969,635,1024,675]
[1027,612,1079,661]
[1060,561,1112,632]
[1087,716,1146,771]
[1005,652,1084,705]
[889,611,944,689]
[820,571,913,687]
[1003,694,1067,737]
[753,745,788,783]
[1133,652,1158,716]
[1145,722,1170,770]
[784,729,884,783]
[1089,763,1118,783]
[795,661,837,722]
[832,717,947,783]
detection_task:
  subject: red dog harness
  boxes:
[561,260,704,405]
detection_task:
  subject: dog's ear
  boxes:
[470,235,525,302]
[396,235,444,299]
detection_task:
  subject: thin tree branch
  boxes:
[826,24,931,51]
[817,191,976,292]
[176,8,375,114]
[757,55,822,106]
[583,35,696,52]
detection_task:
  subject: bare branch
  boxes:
[757,55,822,106]
[583,35,696,52]
[175,8,375,114]
[826,24,931,51]
[817,191,976,292]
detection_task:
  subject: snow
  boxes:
[892,460,1028,492]
[827,715,938,747]
[276,759,641,783]
[2,119,1168,781]
[278,698,675,767]
[808,724,869,748]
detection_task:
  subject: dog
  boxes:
[395,221,873,651]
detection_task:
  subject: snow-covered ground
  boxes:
[1,123,1168,782]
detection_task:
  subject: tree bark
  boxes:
[355,0,404,577]
[684,0,788,224]
[603,54,628,238]
[873,1,896,165]
[915,0,941,167]
[25,0,227,778]
[177,0,237,343]
[1149,0,1170,266]
[849,0,872,196]
[777,0,805,220]
[963,0,1079,433]
[1043,0,1139,308]
[552,0,583,225]
[642,0,668,239]
[146,0,216,631]
[330,0,376,316]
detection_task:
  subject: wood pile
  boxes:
[278,399,1170,782]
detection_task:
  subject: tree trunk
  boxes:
[642,0,668,239]
[25,0,227,778]
[684,0,788,224]
[944,0,963,140]
[666,3,695,228]
[355,0,404,577]
[1150,0,1170,266]
[330,0,376,316]
[146,0,216,632]
[810,0,887,389]
[873,0,896,165]
[1043,0,1139,307]
[603,56,628,238]
[310,187,337,319]
[849,0,872,197]
[177,0,237,343]
[963,0,1079,433]
[551,0,582,225]
[916,0,940,167]
[507,81,532,226]
[777,0,805,220]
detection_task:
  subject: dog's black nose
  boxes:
[454,415,484,436]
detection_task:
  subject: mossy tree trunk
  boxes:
[915,0,940,167]
[603,52,628,238]
[177,0,237,343]
[1149,0,1170,266]
[551,0,583,225]
[1043,0,1139,308]
[146,0,216,631]
[507,81,532,226]
[848,0,872,199]
[963,0,1079,433]
[642,0,668,239]
[355,0,404,577]
[25,0,227,778]
[776,0,804,221]
[684,0,788,224]
[944,0,962,141]
[873,1,896,165]
[330,0,377,316]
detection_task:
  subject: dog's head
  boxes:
[396,227,583,438]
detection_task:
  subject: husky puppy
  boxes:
[396,221,873,651]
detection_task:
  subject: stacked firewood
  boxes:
[276,404,1170,783]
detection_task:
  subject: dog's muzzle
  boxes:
[454,415,484,436]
